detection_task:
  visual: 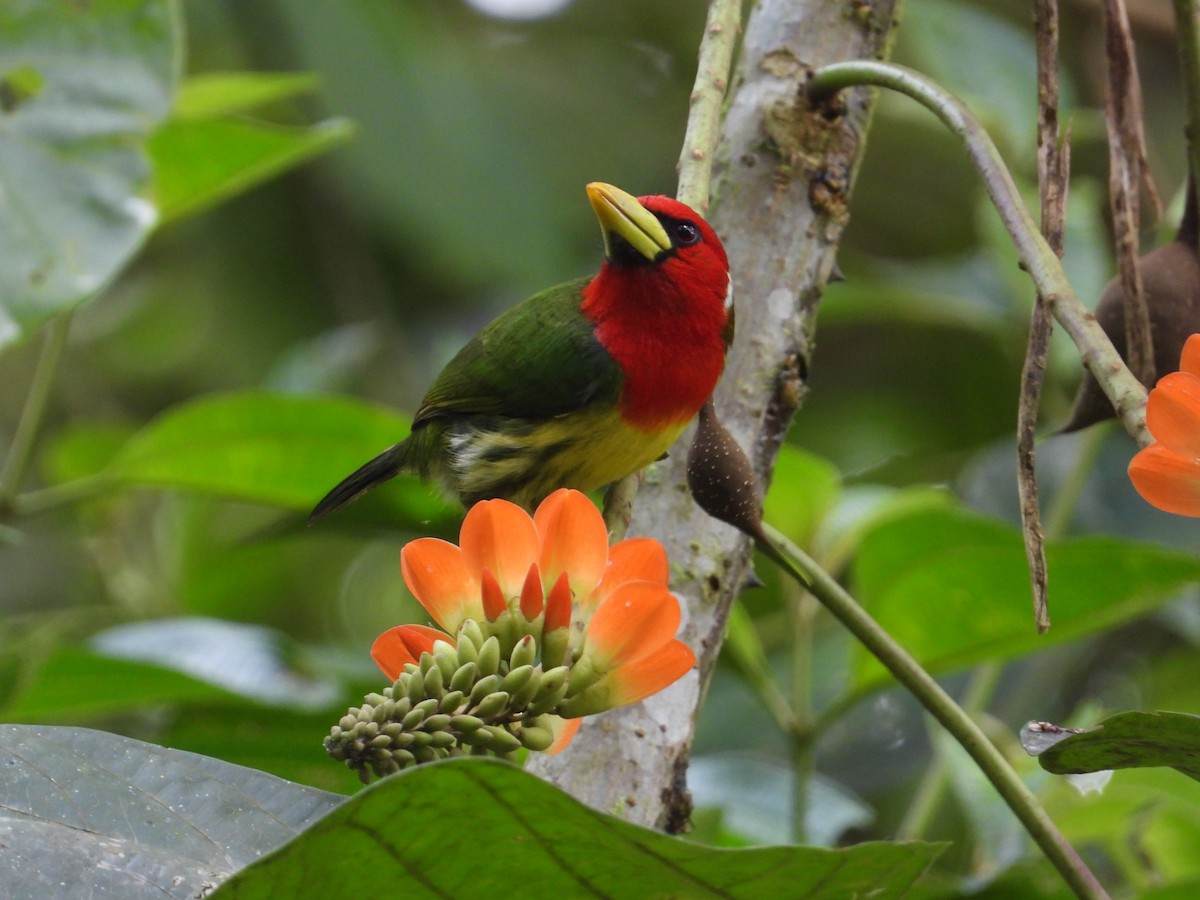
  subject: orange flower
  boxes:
[1129,334,1200,516]
[383,489,692,721]
[332,490,694,777]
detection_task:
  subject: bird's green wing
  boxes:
[413,277,623,424]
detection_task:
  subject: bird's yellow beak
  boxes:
[586,182,672,262]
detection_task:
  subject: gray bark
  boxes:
[527,0,901,829]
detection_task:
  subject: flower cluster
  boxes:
[325,489,694,781]
[1129,334,1200,516]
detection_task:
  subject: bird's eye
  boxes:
[674,222,700,246]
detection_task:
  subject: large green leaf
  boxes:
[0,725,344,899]
[213,757,942,899]
[850,507,1200,693]
[0,0,181,346]
[1035,711,1200,783]
[173,71,321,120]
[150,115,354,226]
[0,729,941,898]
[2,648,234,722]
[104,391,448,520]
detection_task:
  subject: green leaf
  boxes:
[213,758,942,899]
[174,71,320,119]
[0,0,181,346]
[1036,711,1200,783]
[3,647,237,721]
[0,725,343,899]
[150,115,354,226]
[105,391,443,516]
[763,443,840,548]
[850,507,1200,693]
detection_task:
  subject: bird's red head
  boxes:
[582,184,733,431]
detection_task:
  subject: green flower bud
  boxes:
[430,731,458,749]
[370,734,392,749]
[361,721,379,739]
[415,697,440,718]
[409,731,433,749]
[459,727,492,748]
[418,651,437,675]
[449,661,477,694]
[482,725,522,755]
[413,745,441,764]
[393,748,415,766]
[509,635,537,670]
[500,664,536,696]
[451,714,485,733]
[459,618,486,652]
[468,673,503,706]
[390,732,414,749]
[439,690,465,714]
[422,713,452,732]
[405,670,426,704]
[455,635,480,668]
[391,696,412,720]
[372,701,395,724]
[423,662,445,698]
[518,725,555,752]
[510,670,543,708]
[382,722,405,738]
[364,692,388,706]
[476,635,501,678]
[435,648,458,684]
[556,680,613,719]
[401,706,428,730]
[540,627,569,670]
[338,714,357,731]
[474,691,511,721]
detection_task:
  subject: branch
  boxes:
[603,0,742,541]
[0,313,73,516]
[529,0,903,828]
[760,525,1110,900]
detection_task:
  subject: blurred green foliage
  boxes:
[4,0,1200,897]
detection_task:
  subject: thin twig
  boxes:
[807,61,1150,446]
[1020,0,1070,635]
[1101,0,1158,385]
[759,522,1111,900]
[603,0,742,539]
[0,313,73,515]
[1173,0,1200,181]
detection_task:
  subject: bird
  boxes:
[309,182,732,520]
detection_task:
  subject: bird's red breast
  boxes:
[581,194,731,432]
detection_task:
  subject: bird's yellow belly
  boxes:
[445,407,687,510]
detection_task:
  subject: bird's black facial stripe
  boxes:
[608,213,701,267]
[608,231,659,267]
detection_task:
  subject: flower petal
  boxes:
[400,538,480,632]
[480,568,507,621]
[1129,443,1200,516]
[1181,333,1200,378]
[545,715,582,755]
[591,537,669,610]
[371,625,449,680]
[544,570,572,632]
[583,581,682,669]
[535,489,609,601]
[604,639,695,707]
[1147,372,1200,457]
[460,498,540,597]
[520,563,543,619]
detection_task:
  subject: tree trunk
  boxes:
[528,0,901,830]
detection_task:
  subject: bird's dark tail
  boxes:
[308,441,410,524]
